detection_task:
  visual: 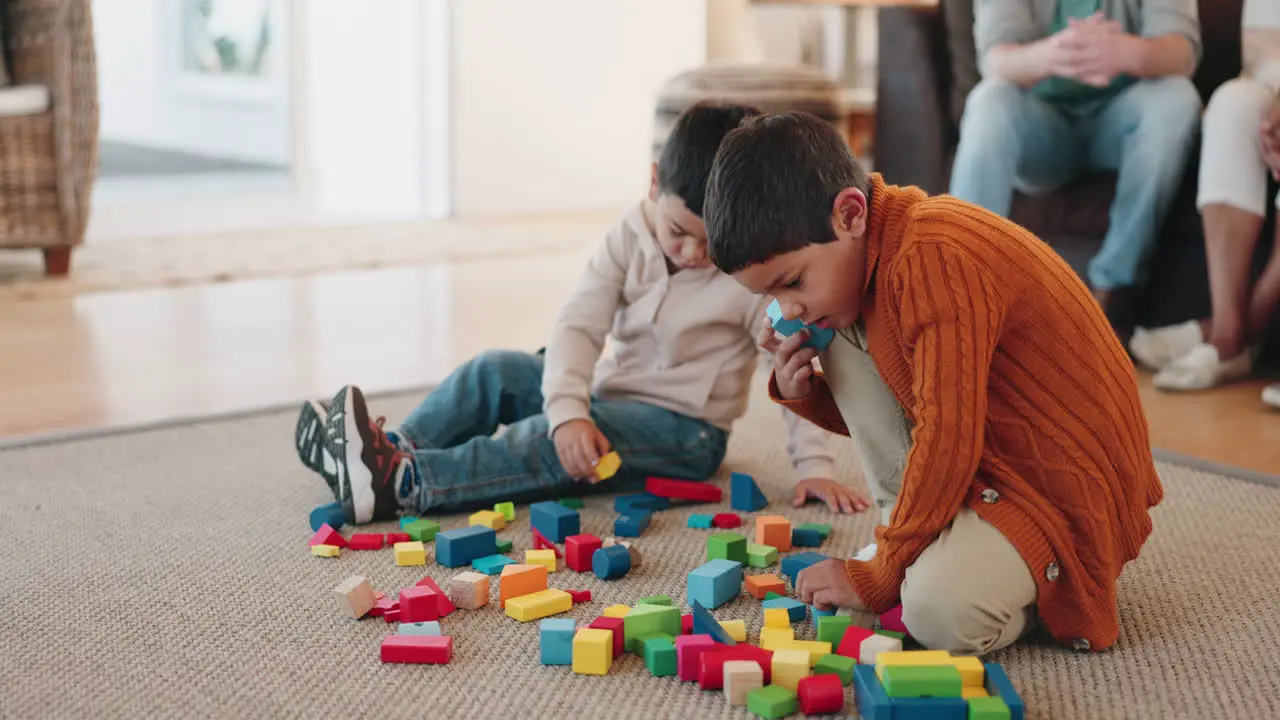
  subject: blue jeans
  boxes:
[949,76,1202,290]
[395,350,729,512]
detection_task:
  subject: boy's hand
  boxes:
[553,419,612,482]
[793,478,872,514]
[757,315,818,400]
[795,558,866,612]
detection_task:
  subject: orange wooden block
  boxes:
[755,516,792,552]
[498,564,548,608]
[745,574,787,600]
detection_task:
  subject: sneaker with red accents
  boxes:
[323,384,416,524]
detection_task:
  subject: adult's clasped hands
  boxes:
[1043,11,1138,89]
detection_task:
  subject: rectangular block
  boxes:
[721,619,747,642]
[469,509,506,530]
[746,543,778,568]
[764,607,792,629]
[498,564,548,608]
[385,532,411,544]
[813,653,856,685]
[984,663,1026,720]
[968,696,1012,720]
[495,538,513,553]
[645,476,723,503]
[771,648,810,692]
[404,519,440,543]
[394,541,427,566]
[796,521,832,538]
[755,516,792,552]
[558,497,585,509]
[642,635,677,677]
[697,644,774,689]
[880,664,963,698]
[505,588,573,622]
[602,604,631,619]
[572,628,613,675]
[398,621,442,636]
[687,558,744,610]
[775,639,832,666]
[723,660,764,706]
[472,554,516,575]
[779,551,830,586]
[525,548,557,572]
[637,594,674,606]
[397,586,440,623]
[614,492,670,513]
[348,533,385,551]
[745,574,787,600]
[854,664,893,720]
[891,697,969,720]
[791,528,824,547]
[816,616,853,646]
[310,544,340,557]
[539,618,576,665]
[614,512,651,537]
[874,649,954,677]
[675,634,716,681]
[380,634,452,664]
[759,625,795,649]
[687,513,715,529]
[950,655,986,687]
[624,604,682,653]
[435,525,497,568]
[530,501,580,543]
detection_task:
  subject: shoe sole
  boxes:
[295,400,339,492]
[335,386,377,524]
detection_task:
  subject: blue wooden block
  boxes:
[767,298,834,351]
[791,528,824,547]
[893,697,969,720]
[763,596,807,623]
[853,665,893,720]
[780,551,831,585]
[687,559,743,609]
[687,514,714,529]
[614,512,651,537]
[435,525,497,567]
[730,472,768,512]
[592,544,631,580]
[398,516,419,529]
[811,604,837,619]
[309,502,345,532]
[530,501,580,543]
[398,621,442,636]
[613,492,671,513]
[540,618,576,665]
[984,663,1025,720]
[472,554,516,575]
[689,600,737,645]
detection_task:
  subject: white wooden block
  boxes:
[450,570,490,610]
[859,633,903,665]
[723,660,764,706]
[334,575,377,619]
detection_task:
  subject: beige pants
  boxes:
[822,327,1038,655]
[1196,77,1280,215]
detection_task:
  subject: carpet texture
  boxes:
[3,389,1279,720]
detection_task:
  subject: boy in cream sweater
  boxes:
[294,103,869,525]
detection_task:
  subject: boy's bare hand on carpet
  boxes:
[553,419,612,482]
[796,558,866,612]
[793,478,872,514]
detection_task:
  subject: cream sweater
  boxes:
[1246,0,1280,90]
[541,203,836,484]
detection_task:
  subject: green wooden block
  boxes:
[746,543,778,568]
[876,629,906,641]
[797,521,832,539]
[624,604,681,652]
[880,664,963,698]
[495,538,513,553]
[642,635,677,677]
[706,532,748,564]
[816,616,853,646]
[746,685,797,719]
[967,696,1012,720]
[764,591,785,601]
[558,497,585,509]
[494,501,515,522]
[637,594,673,607]
[404,519,440,543]
[813,654,856,685]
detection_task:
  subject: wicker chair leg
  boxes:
[43,246,72,276]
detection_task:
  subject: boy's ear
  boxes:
[648,162,660,202]
[830,187,868,239]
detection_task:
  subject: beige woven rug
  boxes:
[3,384,1278,720]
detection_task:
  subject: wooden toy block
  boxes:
[767,297,834,350]
[383,608,401,623]
[950,655,986,687]
[637,594,673,606]
[813,653,855,685]
[712,512,743,529]
[472,554,516,575]
[592,545,631,580]
[380,634,452,664]
[963,687,990,699]
[687,558,744,609]
[539,618,576,665]
[413,576,455,617]
[755,516,792,552]
[594,451,621,481]
[404,518,440,542]
[853,664,894,720]
[730,471,769,512]
[369,596,398,618]
[780,551,830,585]
[642,635,677,677]
[348,533,385,551]
[775,639,832,666]
[571,628,613,675]
[469,509,506,530]
[877,629,906,641]
[525,548,557,572]
[874,649,954,678]
[394,541,427,566]
[816,616,853,646]
[675,634,716,681]
[859,632,903,665]
[745,574,786,600]
[771,648,810,691]
[891,697,970,720]
[791,528,824,547]
[435,525,497,567]
[747,684,798,720]
[623,604,682,652]
[645,476,723,503]
[688,514,715,529]
[878,602,908,634]
[836,625,875,660]
[495,538,513,553]
[706,532,748,564]
[811,604,837,619]
[494,501,516,522]
[385,532,411,544]
[764,592,785,600]
[567,589,592,603]
[723,660,764,706]
[796,521,832,539]
[614,492,671,513]
[690,600,737,645]
[398,620,442,636]
[333,575,377,619]
[763,608,792,629]
[449,571,489,610]
[399,516,419,529]
[311,544,340,557]
[602,537,642,568]
[880,664,963,699]
[309,502,345,532]
[558,497,585,509]
[697,645,774,689]
[398,586,442,623]
[614,512,650,537]
[797,673,844,715]
[681,613,693,634]
[587,616,626,657]
[564,533,602,572]
[746,543,778,568]
[498,564,548,608]
[967,696,1011,719]
[721,619,747,642]
[505,588,573,622]
[530,501,580,543]
[983,663,1025,720]
[762,596,807,623]
[759,626,795,650]
[309,523,347,548]
[602,604,631,618]
[530,527,564,557]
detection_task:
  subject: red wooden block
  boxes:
[645,477,723,503]
[385,532,411,544]
[588,616,626,658]
[398,586,441,623]
[879,603,908,635]
[798,674,844,714]
[567,589,592,603]
[383,608,401,623]
[675,634,716,681]
[564,534,602,573]
[696,645,774,689]
[712,513,743,529]
[308,524,347,548]
[836,625,875,659]
[532,528,564,557]
[380,634,453,664]
[369,597,398,618]
[374,591,386,601]
[415,577,456,617]
[347,533,385,550]
[681,613,693,634]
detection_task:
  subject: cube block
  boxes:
[333,575,377,619]
[747,684,798,719]
[435,525,497,568]
[706,532,748,564]
[394,541,427,566]
[797,673,845,715]
[404,519,440,543]
[539,618,576,665]
[564,533,602,573]
[494,501,516,522]
[771,648,810,692]
[572,628,613,675]
[525,548,557,572]
[745,574,787,600]
[642,635,678,677]
[449,571,489,610]
[813,653,856,685]
[755,516,792,552]
[530,501,580,543]
[311,544,339,558]
[723,660,764,706]
[587,615,626,657]
[746,543,778,568]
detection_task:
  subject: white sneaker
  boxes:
[1130,320,1203,371]
[1153,343,1254,392]
[1263,384,1280,409]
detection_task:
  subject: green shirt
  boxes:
[1031,0,1135,104]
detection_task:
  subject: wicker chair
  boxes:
[0,0,98,276]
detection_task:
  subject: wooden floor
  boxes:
[2,234,1277,477]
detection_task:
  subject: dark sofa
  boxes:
[873,0,1279,368]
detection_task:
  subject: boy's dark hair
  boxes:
[656,102,762,217]
[705,111,872,274]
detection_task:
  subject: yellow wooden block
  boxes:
[874,649,954,680]
[469,509,507,530]
[962,687,990,699]
[770,648,810,692]
[394,541,427,566]
[721,619,747,643]
[594,451,621,481]
[763,608,791,628]
[602,604,631,618]
[525,548,557,572]
[776,639,832,666]
[950,655,986,687]
[758,625,795,650]
[310,544,340,558]
[504,588,573,622]
[572,628,614,675]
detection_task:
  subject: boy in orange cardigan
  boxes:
[704,111,1163,655]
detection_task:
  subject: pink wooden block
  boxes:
[675,634,716,681]
[879,603,908,635]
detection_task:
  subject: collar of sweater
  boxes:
[861,173,929,297]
